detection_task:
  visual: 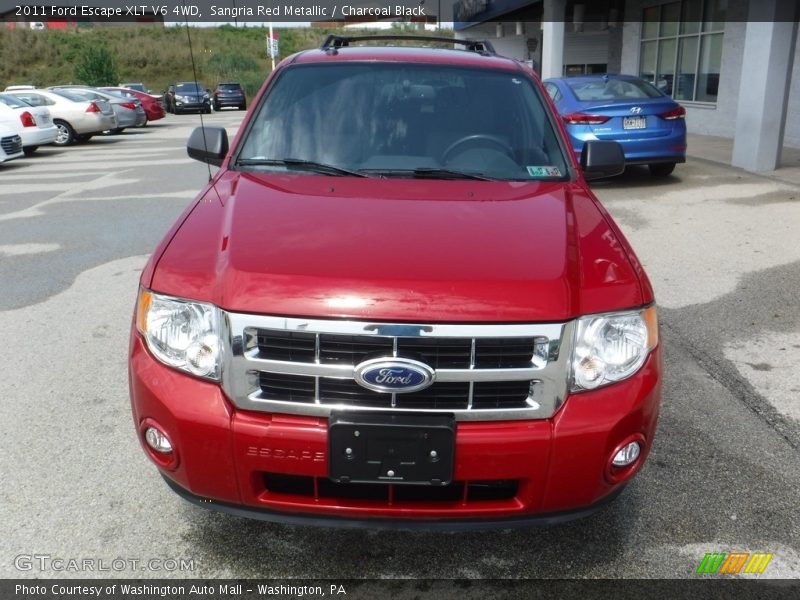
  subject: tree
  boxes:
[74,45,119,86]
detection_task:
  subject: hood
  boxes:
[150,172,643,322]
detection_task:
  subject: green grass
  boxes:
[0,25,453,97]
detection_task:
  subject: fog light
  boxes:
[145,427,173,454]
[612,441,641,467]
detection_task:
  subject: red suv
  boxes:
[129,36,662,528]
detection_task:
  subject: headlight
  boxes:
[571,306,658,391]
[136,289,221,380]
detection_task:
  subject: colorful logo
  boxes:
[696,552,774,574]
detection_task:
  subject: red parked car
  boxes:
[129,35,662,528]
[100,86,165,125]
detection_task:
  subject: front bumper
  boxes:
[129,334,662,526]
[174,100,210,112]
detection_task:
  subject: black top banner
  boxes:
[7,0,449,23]
[0,0,798,25]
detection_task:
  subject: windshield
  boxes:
[567,78,663,101]
[237,63,569,181]
[177,83,203,93]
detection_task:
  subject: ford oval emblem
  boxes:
[354,358,435,394]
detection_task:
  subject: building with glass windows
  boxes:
[454,0,798,172]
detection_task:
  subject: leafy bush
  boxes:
[74,44,119,86]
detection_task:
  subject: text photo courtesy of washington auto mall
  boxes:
[0,0,799,598]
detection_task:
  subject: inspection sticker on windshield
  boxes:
[527,166,562,177]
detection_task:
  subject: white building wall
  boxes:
[563,30,610,65]
[488,32,530,60]
[457,23,610,73]
[784,39,800,148]
[622,0,799,148]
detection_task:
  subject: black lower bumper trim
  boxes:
[625,156,687,166]
[161,474,626,531]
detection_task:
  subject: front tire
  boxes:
[23,146,38,156]
[649,162,676,177]
[239,103,246,111]
[53,120,75,146]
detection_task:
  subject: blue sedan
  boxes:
[543,74,687,177]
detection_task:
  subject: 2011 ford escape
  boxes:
[129,35,662,528]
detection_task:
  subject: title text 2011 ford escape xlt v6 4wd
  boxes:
[129,36,662,528]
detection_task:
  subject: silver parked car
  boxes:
[52,87,147,133]
[4,89,117,146]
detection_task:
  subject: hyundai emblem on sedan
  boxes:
[630,106,642,113]
[354,358,435,393]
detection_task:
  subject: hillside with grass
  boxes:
[0,25,453,97]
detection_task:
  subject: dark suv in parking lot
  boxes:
[164,82,211,114]
[212,82,246,111]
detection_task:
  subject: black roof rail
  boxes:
[320,35,496,56]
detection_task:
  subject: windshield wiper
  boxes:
[361,168,496,181]
[412,168,497,181]
[235,158,369,177]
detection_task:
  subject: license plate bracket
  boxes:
[328,412,455,486]
[623,116,647,130]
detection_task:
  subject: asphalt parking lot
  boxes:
[0,112,798,580]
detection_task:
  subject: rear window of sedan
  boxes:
[567,78,662,101]
[50,89,92,102]
[0,94,30,108]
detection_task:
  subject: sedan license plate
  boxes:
[329,413,455,485]
[623,116,647,130]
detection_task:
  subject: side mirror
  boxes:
[580,140,625,181]
[187,126,228,166]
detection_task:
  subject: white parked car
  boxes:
[0,93,59,155]
[0,123,23,163]
[3,89,117,146]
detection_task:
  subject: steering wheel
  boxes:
[442,134,516,163]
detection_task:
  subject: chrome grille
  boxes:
[222,314,573,421]
[256,330,539,369]
[1,135,22,155]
